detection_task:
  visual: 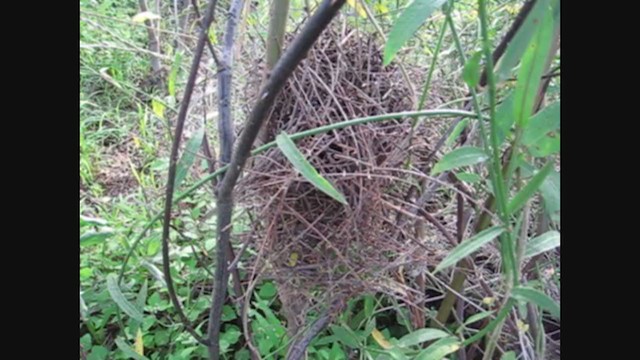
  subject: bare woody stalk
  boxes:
[160,0,219,347]
[207,0,347,358]
[138,0,162,75]
[217,0,244,166]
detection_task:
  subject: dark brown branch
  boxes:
[160,0,219,347]
[217,0,243,166]
[208,1,346,358]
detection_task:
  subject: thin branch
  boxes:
[208,1,347,358]
[159,0,219,347]
[217,0,243,166]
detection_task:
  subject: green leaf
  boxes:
[494,0,551,82]
[513,1,554,127]
[511,286,560,318]
[383,0,446,66]
[431,147,489,175]
[415,336,460,360]
[175,126,205,190]
[507,161,553,215]
[168,51,183,98]
[258,282,277,299]
[80,215,108,227]
[80,231,113,247]
[397,328,449,348]
[435,226,505,272]
[276,132,347,205]
[522,101,560,146]
[462,310,494,326]
[463,51,483,88]
[445,119,469,147]
[455,172,482,184]
[501,351,517,360]
[495,92,515,144]
[525,230,560,258]
[107,274,144,322]
[331,325,360,348]
[528,132,559,157]
[87,346,109,360]
[115,338,150,360]
[540,169,560,217]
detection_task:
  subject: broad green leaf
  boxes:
[511,286,560,318]
[80,215,107,227]
[87,346,109,360]
[455,172,482,184]
[540,169,560,217]
[132,11,160,23]
[522,101,560,146]
[445,119,469,147]
[258,282,277,299]
[80,231,113,247]
[107,274,144,322]
[415,336,460,360]
[175,126,205,190]
[463,51,483,88]
[115,338,150,360]
[525,230,560,258]
[528,132,559,157]
[276,132,347,205]
[495,92,516,144]
[501,351,517,360]
[397,328,449,347]
[431,147,489,175]
[494,0,551,82]
[507,161,553,215]
[462,310,494,326]
[331,325,360,348]
[513,1,554,128]
[435,226,505,272]
[383,0,446,66]
[168,51,183,98]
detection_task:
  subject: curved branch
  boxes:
[159,0,219,347]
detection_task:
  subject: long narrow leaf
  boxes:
[507,161,553,215]
[397,328,449,348]
[107,274,144,322]
[115,338,150,360]
[435,226,505,272]
[494,0,551,82]
[383,0,446,66]
[431,146,489,175]
[513,1,554,127]
[511,286,560,318]
[276,132,347,205]
[416,336,460,360]
[174,126,205,190]
[525,230,560,258]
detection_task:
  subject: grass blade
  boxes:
[525,230,560,258]
[511,286,560,318]
[107,274,144,322]
[397,328,449,348]
[431,146,489,175]
[435,226,505,272]
[276,132,347,205]
[383,0,446,66]
[507,161,553,215]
